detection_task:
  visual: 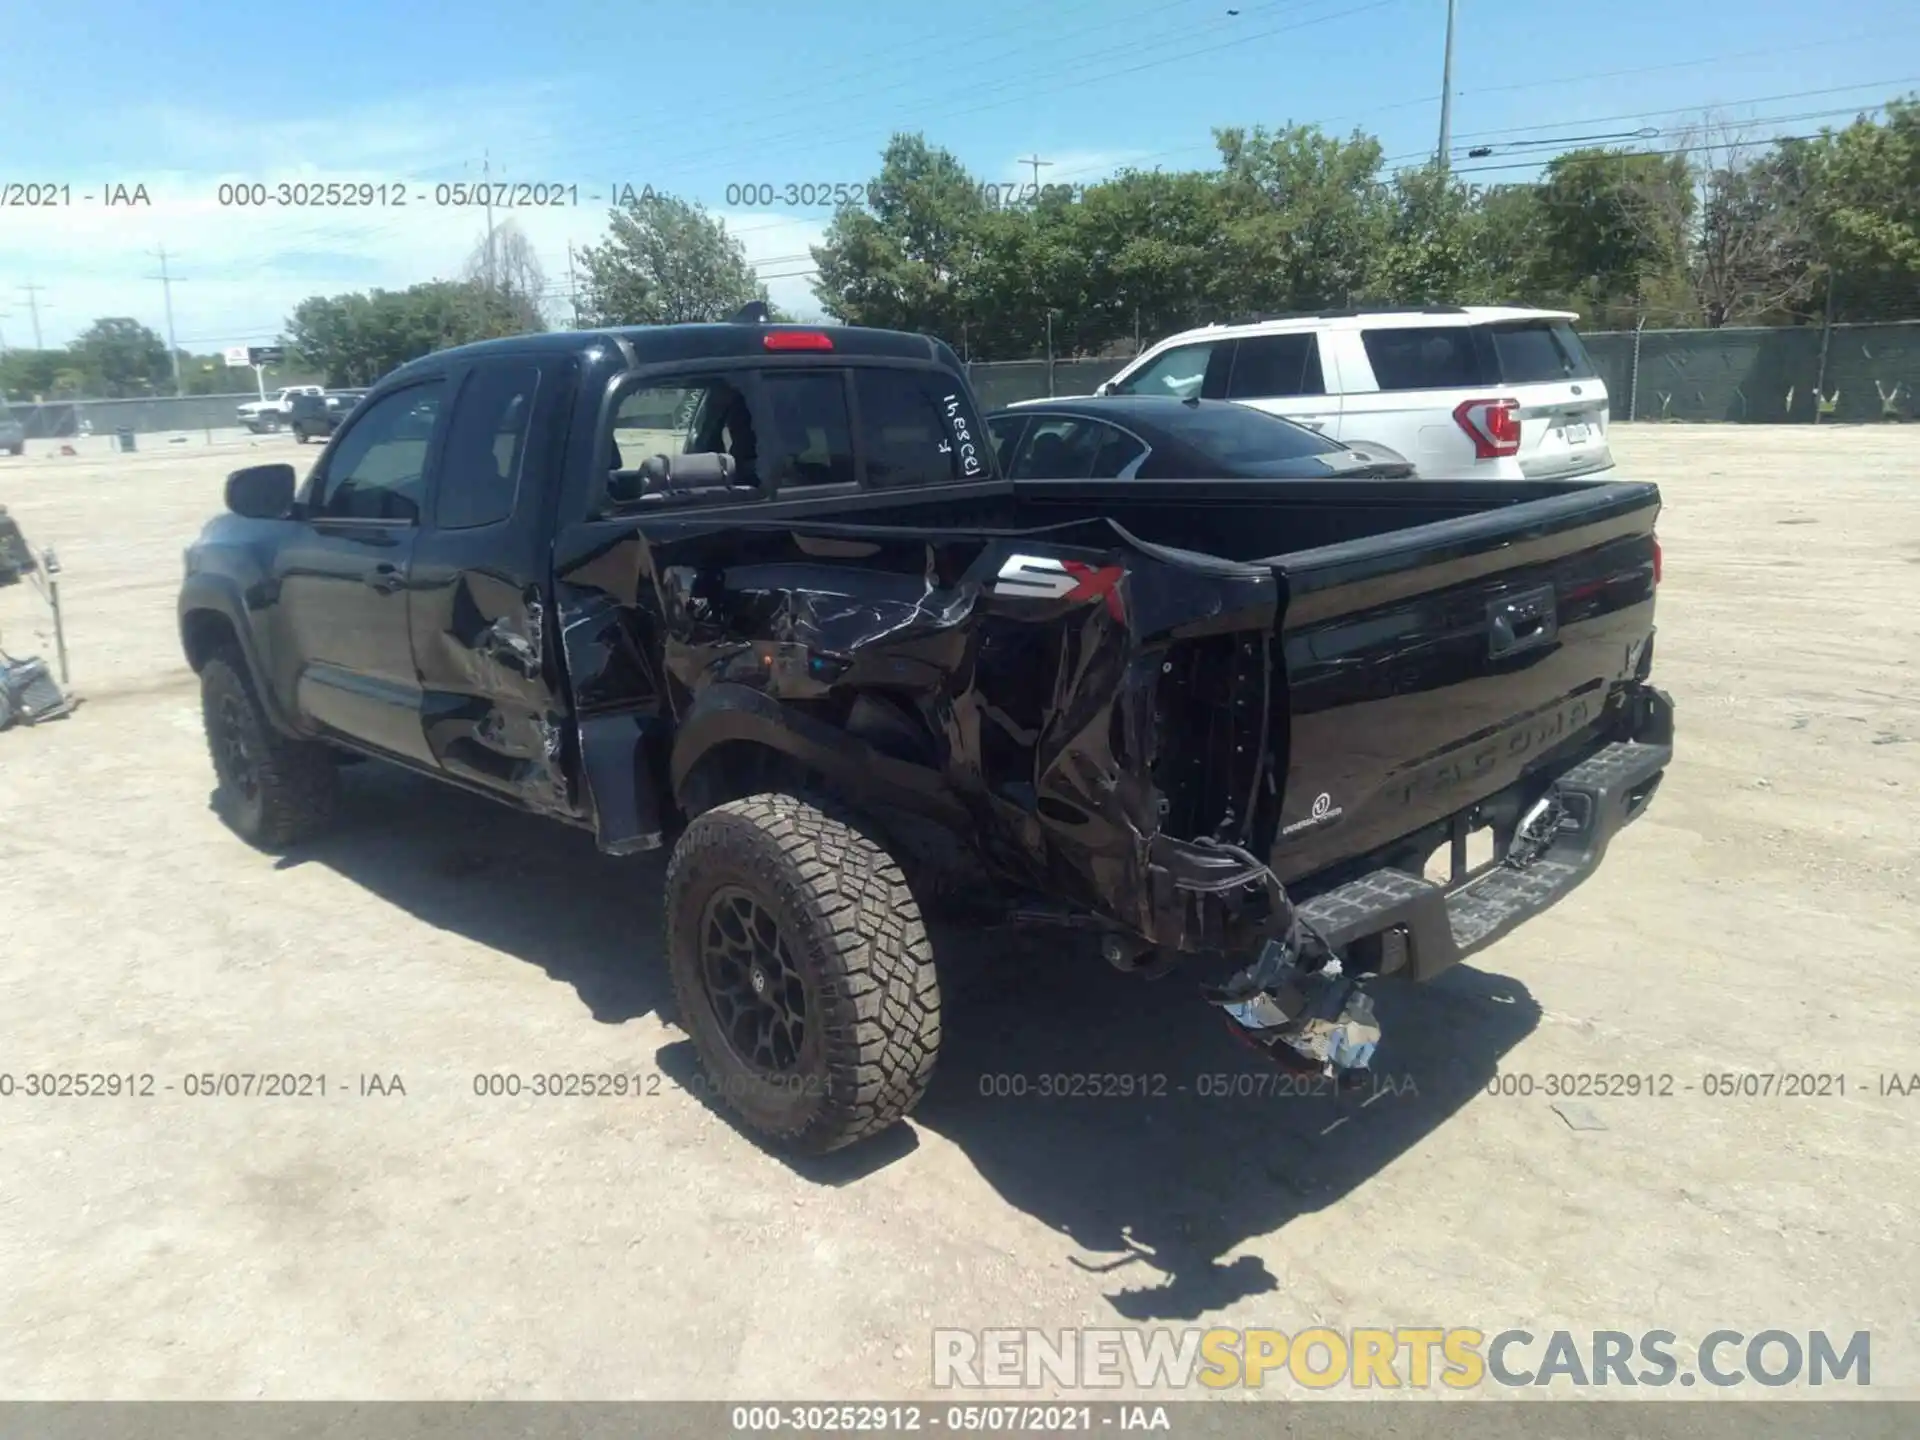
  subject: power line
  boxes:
[1445,75,1918,143]
[1036,26,1920,183]
[490,0,1392,196]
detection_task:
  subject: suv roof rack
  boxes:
[1222,305,1473,326]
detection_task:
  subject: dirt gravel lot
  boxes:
[1,424,1916,1403]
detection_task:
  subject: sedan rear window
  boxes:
[1156,401,1343,462]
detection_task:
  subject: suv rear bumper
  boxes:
[1294,686,1673,981]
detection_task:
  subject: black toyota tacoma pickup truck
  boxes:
[178,318,1674,1154]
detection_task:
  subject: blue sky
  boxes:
[0,0,1913,354]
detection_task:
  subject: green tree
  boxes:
[1214,123,1388,313]
[1796,98,1920,320]
[68,318,172,397]
[577,190,769,325]
[0,349,71,401]
[812,134,992,340]
[1529,148,1693,326]
[1367,164,1482,305]
[287,281,535,386]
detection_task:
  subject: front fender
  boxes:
[178,571,296,735]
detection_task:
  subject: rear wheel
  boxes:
[665,792,941,1153]
[292,424,310,444]
[201,650,338,849]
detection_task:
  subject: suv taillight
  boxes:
[1452,398,1521,458]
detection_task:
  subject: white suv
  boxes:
[1090,306,1613,480]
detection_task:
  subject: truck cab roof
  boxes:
[386,321,963,384]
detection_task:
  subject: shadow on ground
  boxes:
[261,763,672,1024]
[913,927,1539,1319]
[266,763,1541,1318]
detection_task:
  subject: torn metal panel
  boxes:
[416,568,576,815]
[554,514,1294,958]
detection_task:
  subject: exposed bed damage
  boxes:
[553,513,1390,1074]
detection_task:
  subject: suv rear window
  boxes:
[1361,319,1599,390]
[1488,320,1597,381]
[1359,326,1489,390]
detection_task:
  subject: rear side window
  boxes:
[1007,417,1146,479]
[1226,334,1325,398]
[1489,321,1597,381]
[1112,342,1216,400]
[612,373,762,486]
[1154,401,1343,462]
[762,372,856,488]
[437,362,538,529]
[853,368,988,489]
[1360,327,1490,391]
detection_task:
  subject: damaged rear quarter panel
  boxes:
[554,510,1285,945]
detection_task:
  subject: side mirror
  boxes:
[608,451,739,505]
[1094,380,1115,397]
[226,463,296,519]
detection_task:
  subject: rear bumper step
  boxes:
[1294,736,1671,982]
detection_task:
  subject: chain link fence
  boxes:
[1584,321,1917,424]
[17,324,1912,433]
[4,393,271,440]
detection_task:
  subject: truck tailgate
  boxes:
[1264,482,1661,883]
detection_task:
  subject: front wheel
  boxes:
[201,650,339,849]
[292,425,310,443]
[665,792,941,1154]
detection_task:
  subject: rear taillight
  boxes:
[1452,397,1521,459]
[1652,536,1662,586]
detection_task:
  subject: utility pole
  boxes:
[146,245,185,395]
[1436,0,1458,172]
[19,283,48,350]
[0,310,11,356]
[1017,154,1052,197]
[565,241,582,329]
[482,150,497,293]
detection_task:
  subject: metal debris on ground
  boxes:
[1552,1100,1609,1132]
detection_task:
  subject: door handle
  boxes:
[365,563,404,594]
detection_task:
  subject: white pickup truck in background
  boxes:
[1095,306,1615,480]
[236,386,325,434]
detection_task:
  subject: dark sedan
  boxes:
[985,395,1414,480]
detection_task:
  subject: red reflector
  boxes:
[763,331,834,351]
[1652,537,1662,585]
[1452,397,1521,459]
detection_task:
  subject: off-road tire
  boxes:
[293,425,310,444]
[665,792,941,1154]
[201,649,338,850]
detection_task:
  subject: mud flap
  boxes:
[1200,922,1381,1079]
